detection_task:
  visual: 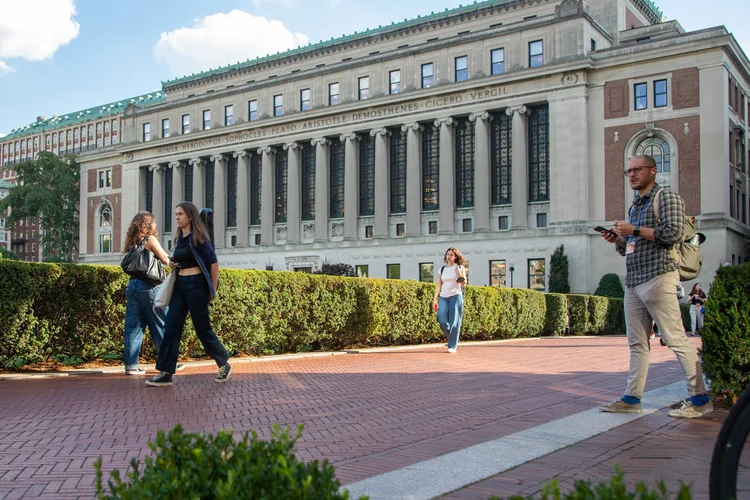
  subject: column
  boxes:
[312,137,329,242]
[283,142,301,244]
[435,117,455,234]
[169,160,184,233]
[233,150,249,247]
[259,146,275,246]
[341,133,360,240]
[150,164,164,231]
[509,105,528,229]
[402,123,423,237]
[469,111,491,232]
[210,153,226,249]
[549,95,589,224]
[189,157,205,209]
[371,127,390,238]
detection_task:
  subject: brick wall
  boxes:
[604,79,629,119]
[672,68,700,110]
[87,169,96,193]
[112,165,122,189]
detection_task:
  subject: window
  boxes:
[359,134,375,216]
[274,95,284,116]
[248,100,258,121]
[634,83,648,110]
[455,56,468,82]
[329,83,340,105]
[419,263,434,282]
[226,155,237,228]
[387,264,401,280]
[142,123,151,142]
[528,258,546,291]
[654,79,667,108]
[98,204,113,253]
[636,137,670,173]
[421,63,434,88]
[301,145,315,221]
[104,122,110,134]
[250,152,261,225]
[590,39,597,51]
[491,49,505,75]
[358,76,370,100]
[162,118,170,138]
[112,120,118,131]
[490,260,507,287]
[184,163,193,202]
[428,221,438,234]
[389,70,401,94]
[455,117,475,208]
[528,104,550,202]
[529,40,543,68]
[422,124,439,210]
[98,169,112,189]
[255,233,261,245]
[365,225,373,239]
[225,105,234,126]
[356,264,369,277]
[329,139,345,218]
[390,128,407,214]
[300,89,311,111]
[491,110,512,205]
[202,110,211,130]
[536,213,547,228]
[462,218,472,232]
[182,114,190,134]
[396,223,405,237]
[275,151,287,223]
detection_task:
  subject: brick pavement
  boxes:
[0,336,721,499]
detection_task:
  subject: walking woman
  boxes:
[687,283,707,336]
[146,202,232,386]
[122,211,170,375]
[432,247,467,353]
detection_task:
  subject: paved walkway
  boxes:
[0,336,733,499]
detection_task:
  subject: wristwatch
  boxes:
[632,227,641,237]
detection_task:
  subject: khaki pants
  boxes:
[624,270,707,399]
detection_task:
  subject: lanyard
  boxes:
[628,196,652,242]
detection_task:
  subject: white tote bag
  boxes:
[154,272,176,308]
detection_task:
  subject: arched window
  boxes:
[636,137,670,173]
[67,130,72,141]
[88,125,93,137]
[112,120,118,131]
[98,203,113,253]
[74,129,79,140]
[104,122,110,134]
[97,123,102,134]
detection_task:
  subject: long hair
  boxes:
[443,247,466,267]
[690,283,706,298]
[175,202,211,245]
[122,211,157,252]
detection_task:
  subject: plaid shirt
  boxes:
[616,183,683,287]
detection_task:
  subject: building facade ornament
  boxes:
[468,111,490,122]
[232,150,247,159]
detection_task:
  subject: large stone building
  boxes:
[4,0,750,291]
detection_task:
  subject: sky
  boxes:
[0,0,748,136]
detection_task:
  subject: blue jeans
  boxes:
[438,293,464,349]
[124,278,167,370]
[156,274,230,374]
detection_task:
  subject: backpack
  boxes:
[652,188,704,281]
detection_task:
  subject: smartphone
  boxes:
[456,277,465,283]
[593,226,617,237]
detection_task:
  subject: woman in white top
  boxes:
[432,247,467,353]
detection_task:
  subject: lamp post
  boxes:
[508,261,515,288]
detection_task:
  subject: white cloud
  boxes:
[153,10,309,77]
[0,0,80,74]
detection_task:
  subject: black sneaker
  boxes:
[145,371,173,387]
[215,363,232,383]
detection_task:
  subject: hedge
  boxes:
[0,261,626,368]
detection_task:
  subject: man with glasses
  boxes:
[598,155,712,419]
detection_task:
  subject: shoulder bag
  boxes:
[120,237,166,285]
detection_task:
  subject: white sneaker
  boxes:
[125,368,147,376]
[446,348,456,353]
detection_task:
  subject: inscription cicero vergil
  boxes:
[155,86,507,156]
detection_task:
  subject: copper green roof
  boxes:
[633,0,663,23]
[0,180,13,189]
[3,91,166,140]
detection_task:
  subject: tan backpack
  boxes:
[652,188,703,281]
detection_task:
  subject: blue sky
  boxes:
[0,0,748,136]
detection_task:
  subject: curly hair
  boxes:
[443,247,466,266]
[122,211,157,252]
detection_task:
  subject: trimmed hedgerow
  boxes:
[544,294,569,336]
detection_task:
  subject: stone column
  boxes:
[549,95,589,224]
[210,153,226,249]
[508,105,528,229]
[402,122,423,237]
[312,137,329,242]
[189,157,205,209]
[233,150,249,247]
[259,146,276,246]
[435,117,455,234]
[150,164,164,231]
[371,127,390,238]
[469,111,491,232]
[341,133,360,240]
[169,160,184,233]
[283,142,301,244]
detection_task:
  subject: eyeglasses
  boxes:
[624,166,651,176]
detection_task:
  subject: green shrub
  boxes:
[594,273,624,298]
[544,294,568,336]
[700,263,750,399]
[548,245,570,294]
[567,295,590,335]
[679,303,691,332]
[604,298,626,334]
[588,296,609,334]
[95,424,364,500]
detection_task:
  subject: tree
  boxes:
[0,247,18,260]
[548,244,570,293]
[0,152,79,261]
[594,273,625,298]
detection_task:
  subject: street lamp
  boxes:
[508,261,515,288]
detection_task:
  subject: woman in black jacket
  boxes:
[687,283,706,336]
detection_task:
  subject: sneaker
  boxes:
[215,363,232,383]
[446,348,457,353]
[668,400,713,419]
[176,363,186,372]
[599,398,642,414]
[145,371,173,387]
[125,368,147,376]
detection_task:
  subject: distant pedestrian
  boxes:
[146,202,232,387]
[598,155,712,419]
[687,283,706,336]
[432,247,467,353]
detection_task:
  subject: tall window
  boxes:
[528,258,546,291]
[301,146,315,221]
[98,204,113,253]
[419,263,434,283]
[248,100,258,121]
[528,104,550,202]
[162,118,170,138]
[227,155,238,227]
[164,167,173,233]
[274,95,284,116]
[490,110,512,205]
[491,48,505,75]
[202,110,211,130]
[98,169,112,189]
[490,260,506,287]
[654,79,668,108]
[204,160,215,210]
[184,163,193,202]
[329,83,340,105]
[634,83,647,110]
[250,152,261,225]
[182,114,190,134]
[112,120,118,132]
[455,56,468,82]
[145,168,153,213]
[390,128,407,214]
[422,124,440,211]
[225,105,234,126]
[358,76,370,100]
[301,89,311,111]
[359,134,375,216]
[529,40,543,68]
[455,117,475,208]
[389,70,401,94]
[329,139,345,218]
[275,150,288,223]
[421,63,434,88]
[142,123,151,142]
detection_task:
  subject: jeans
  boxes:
[156,274,230,374]
[124,278,167,370]
[624,271,707,399]
[437,293,464,349]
